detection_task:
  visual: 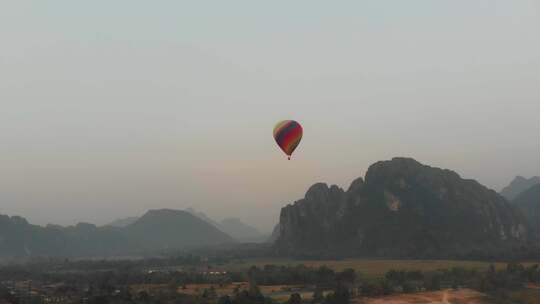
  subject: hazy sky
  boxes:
[1,1,539,232]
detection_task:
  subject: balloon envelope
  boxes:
[273,120,303,159]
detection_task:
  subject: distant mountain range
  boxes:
[106,208,266,242]
[125,209,234,250]
[219,218,265,242]
[185,208,221,227]
[0,209,234,259]
[185,208,267,242]
[106,216,139,228]
[274,157,533,259]
[2,157,538,260]
[501,176,540,201]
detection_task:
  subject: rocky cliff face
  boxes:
[277,183,349,255]
[513,184,540,240]
[275,158,531,259]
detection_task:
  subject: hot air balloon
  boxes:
[273,120,303,160]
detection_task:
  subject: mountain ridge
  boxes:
[106,216,139,228]
[501,176,540,201]
[275,157,531,259]
[185,208,266,242]
[513,183,540,240]
[0,209,234,259]
[105,209,266,242]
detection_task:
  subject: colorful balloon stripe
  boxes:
[273,120,303,159]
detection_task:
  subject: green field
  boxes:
[223,258,540,278]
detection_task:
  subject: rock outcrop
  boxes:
[513,184,540,240]
[275,158,531,259]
